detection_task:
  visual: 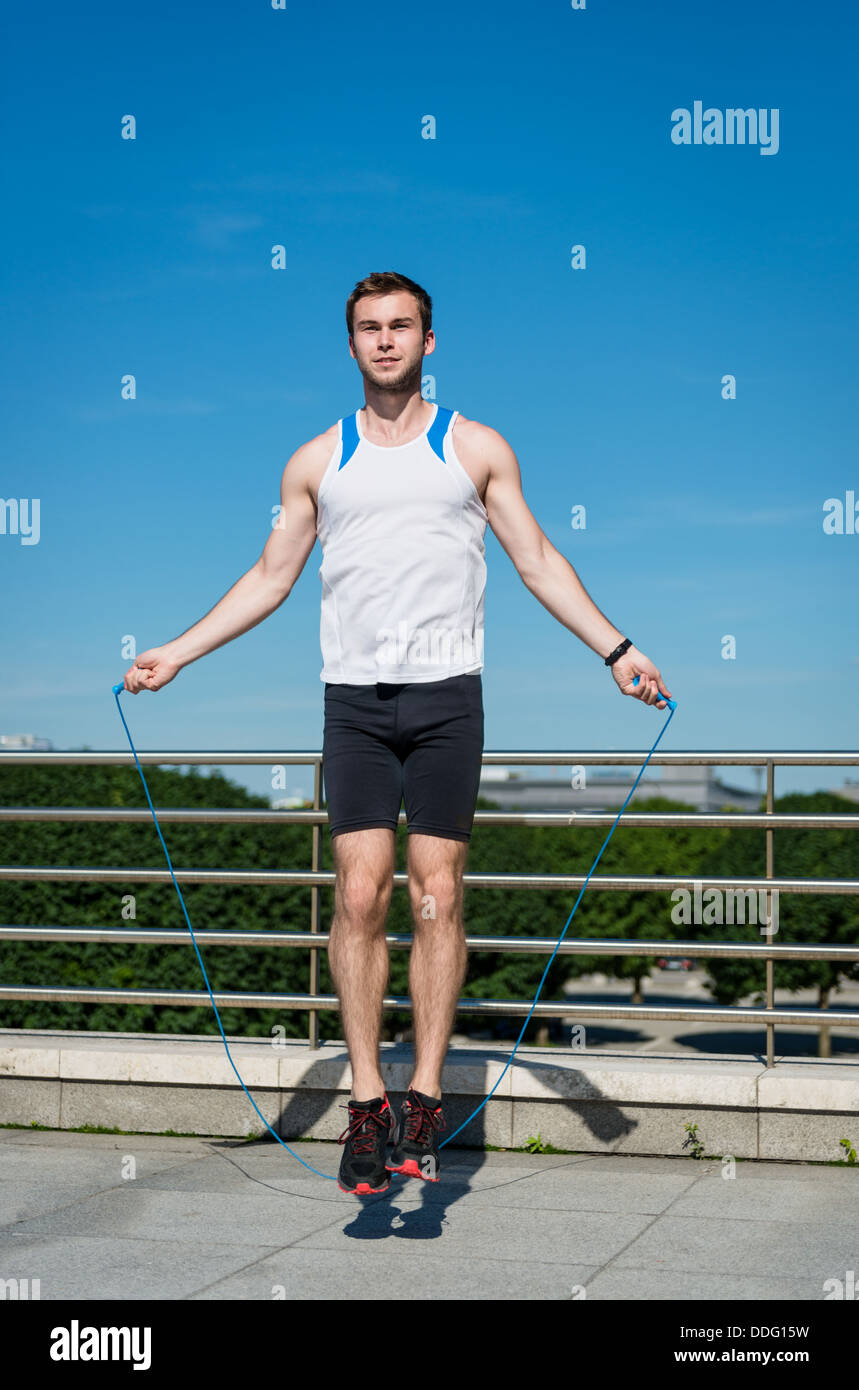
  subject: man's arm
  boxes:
[121,435,327,693]
[471,424,672,709]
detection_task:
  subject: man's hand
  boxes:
[610,645,672,709]
[122,645,183,694]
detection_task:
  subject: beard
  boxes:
[361,354,422,394]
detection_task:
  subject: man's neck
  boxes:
[359,387,432,446]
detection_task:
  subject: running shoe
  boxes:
[386,1088,446,1182]
[337,1094,395,1194]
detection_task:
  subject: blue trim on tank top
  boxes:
[337,413,360,472]
[337,404,454,471]
[427,405,454,462]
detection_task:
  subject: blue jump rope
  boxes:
[112,674,675,1182]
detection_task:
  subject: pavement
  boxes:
[0,1126,855,1301]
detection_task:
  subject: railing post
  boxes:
[765,759,775,1068]
[308,759,322,1049]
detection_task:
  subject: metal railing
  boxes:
[1,748,858,1068]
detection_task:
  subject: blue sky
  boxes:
[2,0,857,805]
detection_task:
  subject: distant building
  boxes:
[478,763,761,813]
[0,734,53,751]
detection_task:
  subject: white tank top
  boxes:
[315,403,488,683]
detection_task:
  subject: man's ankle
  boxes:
[350,1086,387,1105]
[408,1082,442,1102]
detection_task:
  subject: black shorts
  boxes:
[322,673,484,842]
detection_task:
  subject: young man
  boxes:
[121,269,671,1196]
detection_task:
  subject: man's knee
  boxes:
[334,869,393,927]
[409,872,462,924]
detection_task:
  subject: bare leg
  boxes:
[327,828,396,1103]
[406,833,469,1099]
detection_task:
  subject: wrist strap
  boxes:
[604,637,632,667]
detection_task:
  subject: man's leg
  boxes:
[405,832,470,1099]
[327,826,396,1102]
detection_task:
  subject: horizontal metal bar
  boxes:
[1,807,857,830]
[1,866,856,894]
[0,984,857,1027]
[0,752,326,767]
[1,750,858,767]
[0,926,326,948]
[2,926,858,961]
[0,808,317,824]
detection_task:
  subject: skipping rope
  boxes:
[111,674,676,1181]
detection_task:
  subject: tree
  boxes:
[698,791,859,1057]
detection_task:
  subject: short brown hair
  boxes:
[346,270,432,340]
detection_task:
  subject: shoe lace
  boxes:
[338,1103,390,1154]
[403,1094,445,1144]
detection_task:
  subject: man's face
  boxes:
[349,291,434,391]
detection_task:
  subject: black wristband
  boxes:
[604,637,632,667]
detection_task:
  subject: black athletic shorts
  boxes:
[322,673,484,842]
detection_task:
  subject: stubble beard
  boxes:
[362,354,423,395]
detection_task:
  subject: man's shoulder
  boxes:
[284,422,340,479]
[453,413,515,465]
[300,420,341,460]
[276,424,341,511]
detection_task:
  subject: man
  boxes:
[121,269,671,1196]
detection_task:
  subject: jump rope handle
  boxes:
[632,674,676,710]
[112,683,124,695]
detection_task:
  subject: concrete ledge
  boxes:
[0,1029,857,1161]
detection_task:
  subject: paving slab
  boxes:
[612,1216,854,1281]
[0,1132,854,1301]
[0,1232,279,1301]
[190,1248,601,1301]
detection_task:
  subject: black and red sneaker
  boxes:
[337,1094,395,1195]
[386,1088,446,1182]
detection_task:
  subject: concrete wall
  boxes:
[1,1029,857,1163]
